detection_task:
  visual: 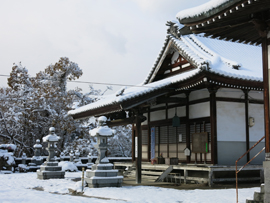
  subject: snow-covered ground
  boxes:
[0,172,259,203]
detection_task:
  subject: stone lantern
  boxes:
[90,116,115,164]
[85,116,123,188]
[87,152,93,169]
[37,127,65,180]
[31,139,43,165]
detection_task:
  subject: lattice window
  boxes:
[160,126,168,144]
[142,130,148,145]
[168,126,177,144]
[206,123,211,142]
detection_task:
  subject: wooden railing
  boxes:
[235,136,265,203]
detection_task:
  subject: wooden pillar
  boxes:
[185,92,191,163]
[132,124,135,162]
[263,34,270,156]
[135,111,142,184]
[263,31,270,203]
[166,103,169,158]
[158,126,160,157]
[208,87,218,164]
[243,90,250,162]
[147,108,151,162]
[176,126,178,159]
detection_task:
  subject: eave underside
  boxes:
[179,0,270,45]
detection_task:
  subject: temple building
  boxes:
[69,22,264,167]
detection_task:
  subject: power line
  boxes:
[0,74,263,93]
[0,74,155,88]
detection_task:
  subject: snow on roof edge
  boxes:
[176,0,231,20]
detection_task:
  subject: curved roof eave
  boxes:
[177,0,242,24]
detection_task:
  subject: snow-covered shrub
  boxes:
[62,137,97,157]
[58,161,78,172]
[0,144,17,152]
[0,149,15,171]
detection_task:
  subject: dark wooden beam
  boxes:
[208,87,218,164]
[185,91,191,163]
[156,97,186,104]
[132,124,135,162]
[243,90,250,162]
[107,117,137,127]
[147,108,151,162]
[262,36,270,154]
[135,111,143,184]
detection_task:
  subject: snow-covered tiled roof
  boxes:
[176,0,231,20]
[68,70,202,116]
[144,33,262,84]
[69,32,262,118]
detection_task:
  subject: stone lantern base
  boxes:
[85,163,123,188]
[37,162,65,180]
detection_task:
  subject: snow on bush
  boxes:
[58,161,78,172]
[0,149,15,166]
[0,144,17,152]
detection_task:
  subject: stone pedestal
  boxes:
[264,160,270,203]
[37,127,65,180]
[85,163,123,188]
[37,162,65,179]
[85,116,123,188]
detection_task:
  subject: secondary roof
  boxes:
[69,30,262,120]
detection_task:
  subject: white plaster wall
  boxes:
[217,101,246,141]
[249,91,263,100]
[216,88,243,98]
[168,106,186,119]
[189,88,209,101]
[150,110,166,122]
[249,103,265,142]
[189,102,210,119]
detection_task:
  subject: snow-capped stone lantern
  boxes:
[21,152,27,165]
[43,127,60,162]
[69,150,74,162]
[88,152,92,163]
[87,152,93,169]
[37,127,65,180]
[89,116,115,164]
[31,139,43,165]
[74,150,80,162]
[85,116,123,188]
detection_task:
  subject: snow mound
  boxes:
[58,161,78,172]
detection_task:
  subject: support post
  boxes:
[132,124,135,162]
[243,90,250,162]
[208,87,218,164]
[135,111,143,184]
[263,32,270,203]
[185,92,191,163]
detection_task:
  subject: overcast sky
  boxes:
[0,0,209,93]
